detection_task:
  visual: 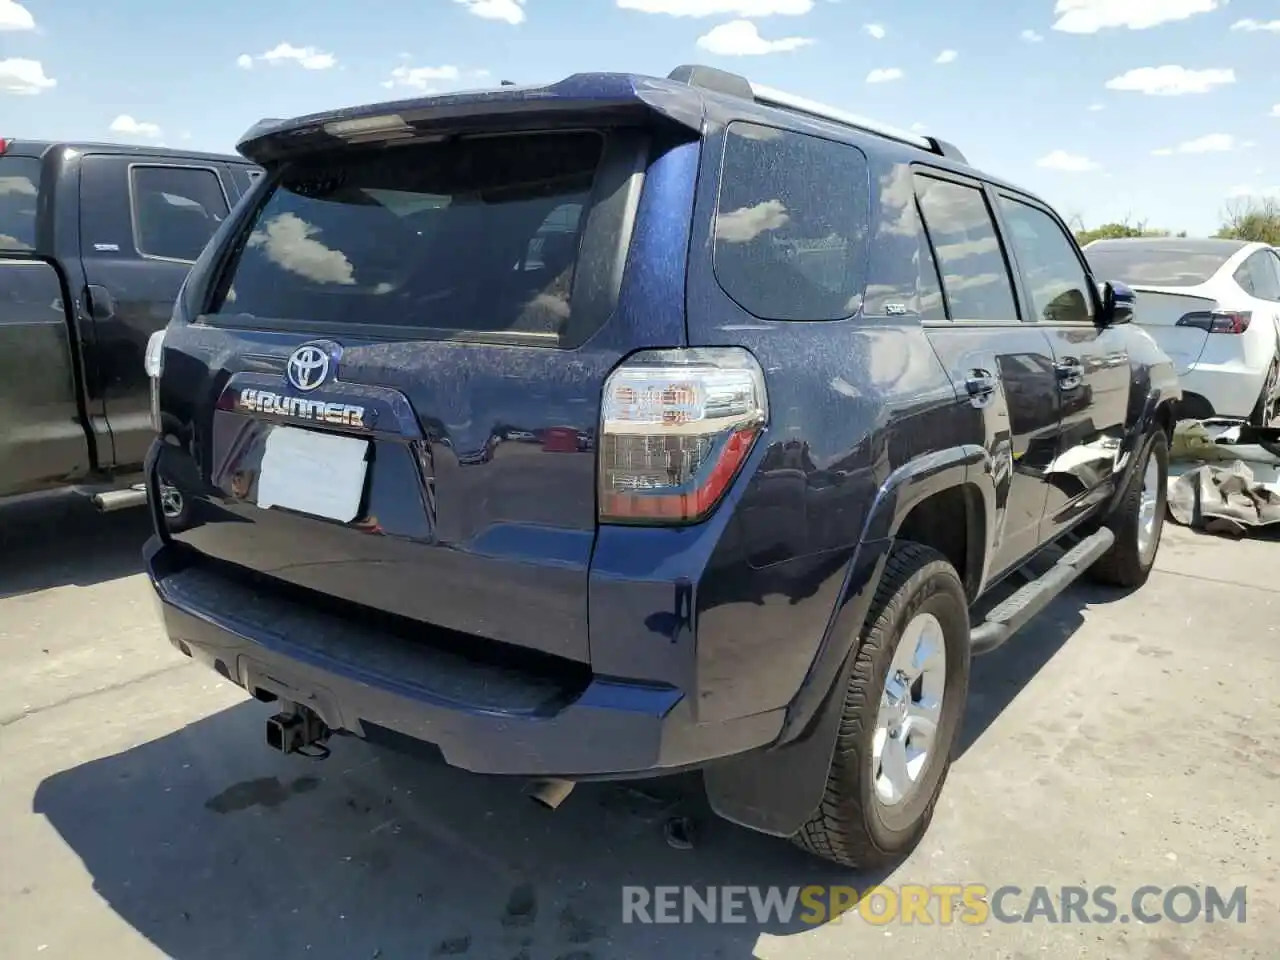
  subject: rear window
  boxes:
[712,122,870,321]
[210,131,605,345]
[0,156,41,252]
[1083,243,1237,287]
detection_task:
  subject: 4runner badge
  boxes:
[236,388,368,429]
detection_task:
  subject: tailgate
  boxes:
[156,120,696,664]
[1131,285,1219,376]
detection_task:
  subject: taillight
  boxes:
[1177,310,1251,334]
[144,328,166,433]
[599,347,768,524]
[0,139,9,155]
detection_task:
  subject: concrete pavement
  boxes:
[0,496,1276,959]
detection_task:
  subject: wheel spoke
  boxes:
[906,699,940,748]
[878,734,911,802]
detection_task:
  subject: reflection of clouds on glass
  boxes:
[916,179,990,234]
[933,234,999,261]
[0,233,30,249]
[941,271,1002,293]
[246,213,356,285]
[715,199,790,243]
[0,176,36,196]
[879,165,917,237]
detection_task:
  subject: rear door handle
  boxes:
[965,370,997,407]
[84,284,116,321]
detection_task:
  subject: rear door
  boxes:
[913,169,1062,579]
[156,125,686,664]
[992,191,1131,532]
[0,154,92,492]
[79,155,233,469]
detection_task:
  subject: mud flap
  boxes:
[700,648,852,838]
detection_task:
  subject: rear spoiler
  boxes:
[235,74,708,165]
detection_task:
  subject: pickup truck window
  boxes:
[996,196,1094,324]
[913,174,1018,323]
[129,165,229,263]
[712,122,871,321]
[0,156,40,251]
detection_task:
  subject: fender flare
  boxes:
[703,444,987,837]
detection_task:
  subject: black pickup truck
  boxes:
[0,138,259,513]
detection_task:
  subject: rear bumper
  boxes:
[1182,362,1268,420]
[144,536,784,778]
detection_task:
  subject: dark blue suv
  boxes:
[142,64,1179,867]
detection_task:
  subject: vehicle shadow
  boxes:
[0,496,150,599]
[32,701,893,960]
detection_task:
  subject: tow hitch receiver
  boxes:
[266,702,331,758]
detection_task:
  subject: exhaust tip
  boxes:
[524,778,575,811]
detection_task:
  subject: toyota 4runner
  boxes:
[142,65,1180,868]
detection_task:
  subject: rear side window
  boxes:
[210,131,605,345]
[712,122,870,321]
[0,156,41,252]
[914,175,1018,323]
[996,196,1094,324]
[131,166,229,262]
[1234,250,1280,302]
[1084,243,1236,287]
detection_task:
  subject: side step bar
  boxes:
[969,527,1115,656]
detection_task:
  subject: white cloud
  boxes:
[866,67,903,83]
[0,58,55,94]
[0,0,34,31]
[259,42,337,69]
[1230,18,1280,32]
[1037,149,1100,172]
[1021,29,1044,42]
[248,213,356,285]
[618,0,812,16]
[1152,133,1236,155]
[109,115,163,139]
[236,54,254,70]
[910,122,928,133]
[1105,65,1234,95]
[696,20,814,55]
[935,49,958,64]
[864,23,886,39]
[1088,102,1104,111]
[716,199,790,242]
[382,64,462,90]
[454,0,526,24]
[1052,0,1221,33]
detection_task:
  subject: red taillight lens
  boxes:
[0,139,8,155]
[1177,310,1251,334]
[598,347,768,524]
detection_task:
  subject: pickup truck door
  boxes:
[912,170,1062,584]
[990,191,1131,537]
[78,154,233,470]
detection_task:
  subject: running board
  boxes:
[969,527,1115,656]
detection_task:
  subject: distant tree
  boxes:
[1073,215,1184,247]
[1215,197,1280,245]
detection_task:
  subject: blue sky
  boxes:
[3,0,1280,235]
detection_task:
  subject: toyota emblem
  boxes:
[286,343,333,392]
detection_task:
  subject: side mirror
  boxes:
[1097,280,1135,327]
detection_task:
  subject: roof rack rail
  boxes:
[666,64,966,164]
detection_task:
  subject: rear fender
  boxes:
[703,445,985,836]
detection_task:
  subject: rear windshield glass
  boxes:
[211,131,605,344]
[0,157,41,252]
[1083,243,1237,287]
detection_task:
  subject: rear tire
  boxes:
[1249,358,1279,427]
[1087,428,1168,588]
[791,542,970,869]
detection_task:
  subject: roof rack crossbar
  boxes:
[666,64,966,163]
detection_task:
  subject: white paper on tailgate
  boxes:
[257,426,370,524]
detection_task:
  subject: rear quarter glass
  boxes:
[711,121,871,322]
[204,129,627,348]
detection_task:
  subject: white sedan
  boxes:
[1083,237,1280,425]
